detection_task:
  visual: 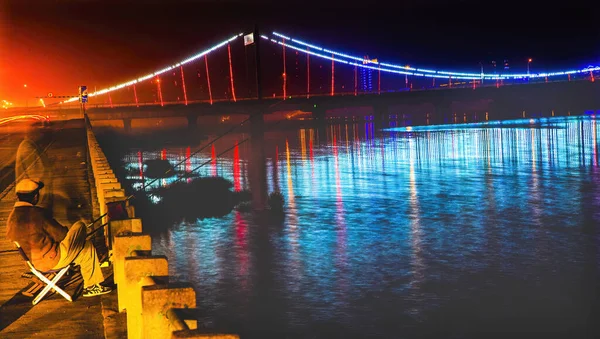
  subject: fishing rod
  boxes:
[142,99,290,189]
[168,112,295,185]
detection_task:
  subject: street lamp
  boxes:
[527,58,532,76]
[23,84,28,107]
[479,62,484,85]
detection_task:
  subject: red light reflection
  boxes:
[233,141,241,191]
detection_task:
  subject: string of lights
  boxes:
[61,30,599,105]
[63,33,243,103]
[270,31,600,81]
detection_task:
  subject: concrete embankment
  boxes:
[85,114,239,338]
[0,119,105,338]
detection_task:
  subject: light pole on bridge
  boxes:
[249,24,268,211]
[479,62,483,86]
[254,24,262,101]
[23,84,28,108]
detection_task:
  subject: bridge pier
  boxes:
[371,104,388,122]
[311,106,327,122]
[123,118,132,133]
[434,100,452,125]
[249,112,268,211]
[186,113,198,129]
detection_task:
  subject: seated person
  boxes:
[6,179,112,297]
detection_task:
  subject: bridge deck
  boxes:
[0,120,110,338]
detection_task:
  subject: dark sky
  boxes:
[1,0,599,105]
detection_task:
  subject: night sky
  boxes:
[1,0,599,105]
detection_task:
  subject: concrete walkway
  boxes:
[0,120,112,338]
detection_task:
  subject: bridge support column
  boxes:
[311,106,327,122]
[186,113,198,129]
[249,112,268,211]
[371,104,388,122]
[434,101,452,125]
[122,118,132,133]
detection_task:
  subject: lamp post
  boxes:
[23,84,28,108]
[479,62,484,86]
[527,58,532,76]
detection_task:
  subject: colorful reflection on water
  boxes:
[118,115,600,338]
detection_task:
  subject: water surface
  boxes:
[110,116,600,338]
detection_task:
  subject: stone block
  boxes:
[100,182,122,191]
[127,276,169,339]
[112,233,151,285]
[95,169,115,176]
[104,189,126,198]
[141,283,196,339]
[105,196,129,205]
[109,218,143,243]
[97,175,117,183]
[99,177,119,184]
[120,256,168,313]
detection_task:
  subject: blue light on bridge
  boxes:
[270,31,600,81]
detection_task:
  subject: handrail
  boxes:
[18,76,596,111]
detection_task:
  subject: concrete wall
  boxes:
[85,115,239,339]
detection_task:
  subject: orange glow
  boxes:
[528,58,532,62]
[0,114,47,126]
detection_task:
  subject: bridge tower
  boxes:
[248,25,268,212]
[360,56,374,92]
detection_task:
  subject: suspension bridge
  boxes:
[7,29,600,125]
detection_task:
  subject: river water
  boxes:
[106,115,600,338]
